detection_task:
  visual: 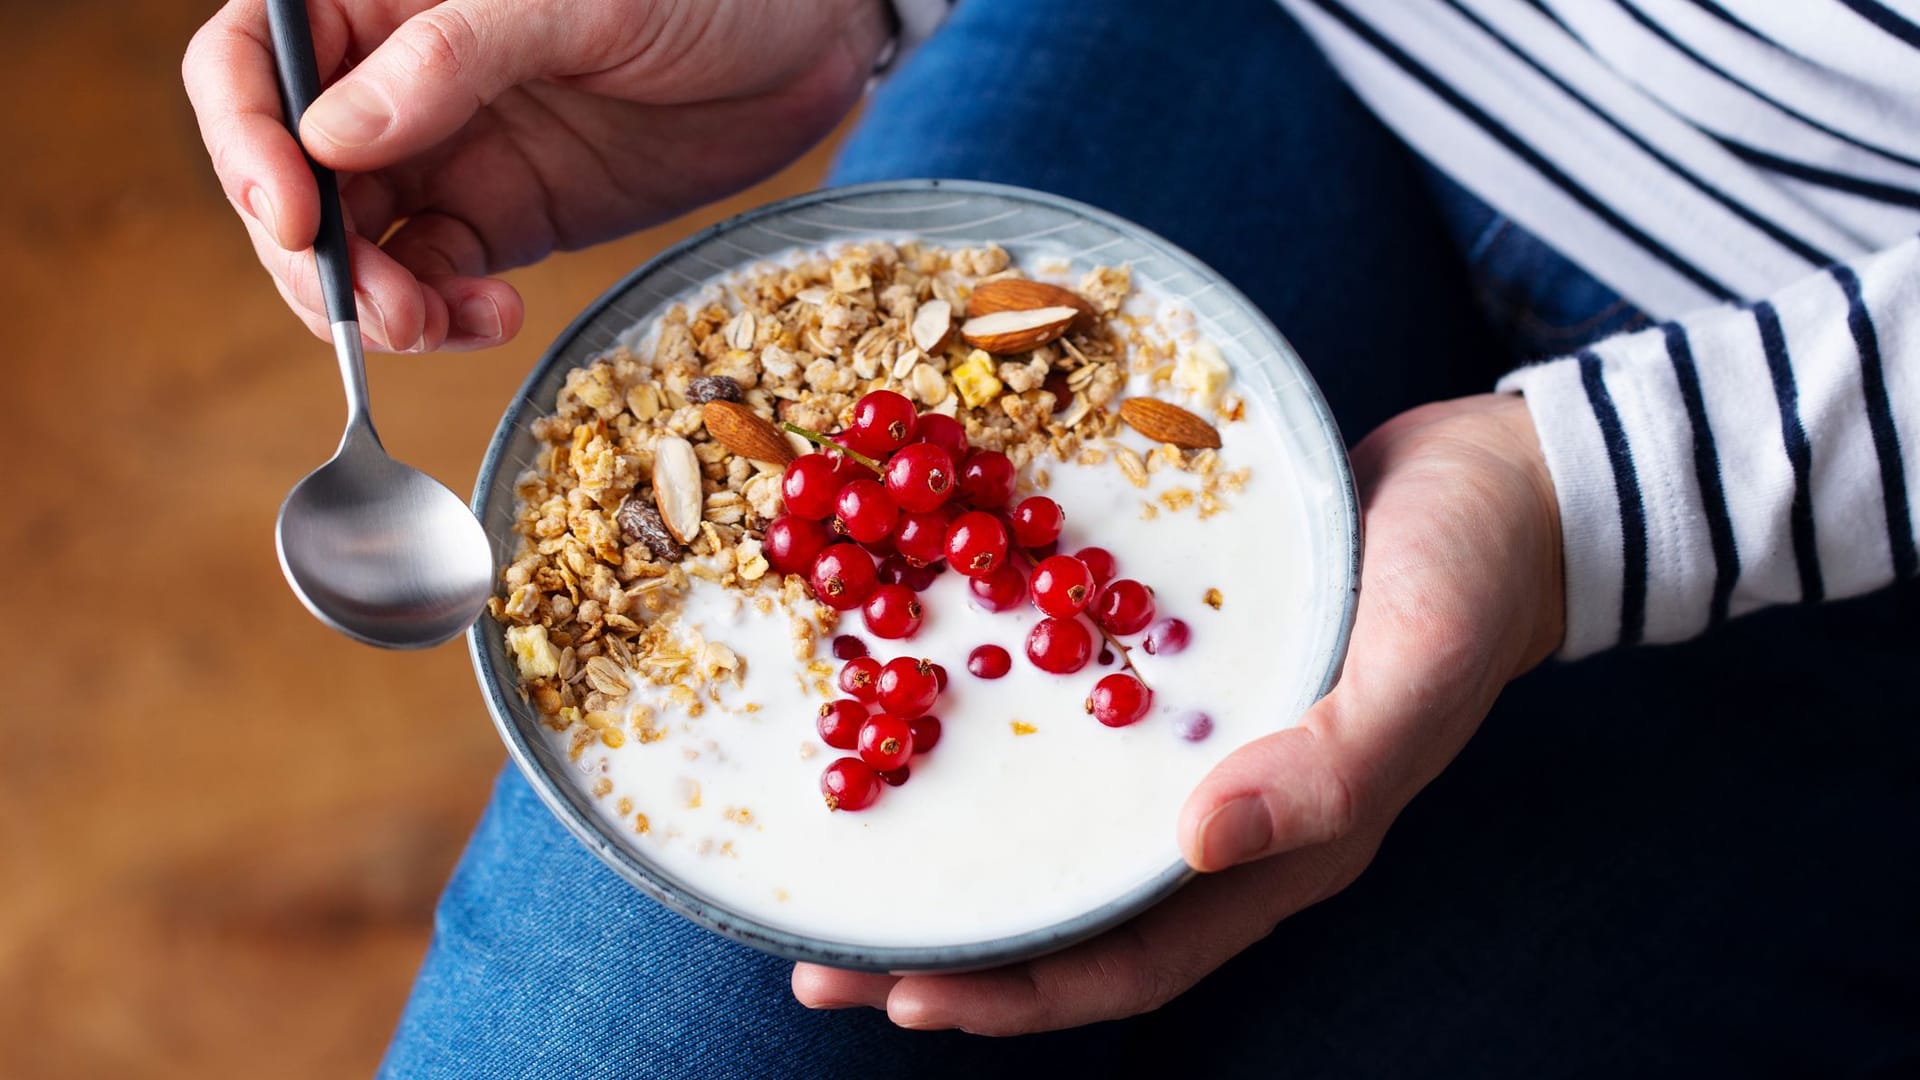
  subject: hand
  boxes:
[183,0,890,352]
[792,393,1566,1033]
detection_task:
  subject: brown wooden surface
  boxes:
[0,3,839,1075]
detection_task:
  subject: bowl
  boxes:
[468,179,1359,972]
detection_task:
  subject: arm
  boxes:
[1499,235,1920,657]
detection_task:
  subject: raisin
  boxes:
[685,375,743,404]
[616,494,685,560]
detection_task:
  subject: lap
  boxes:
[386,0,1920,1073]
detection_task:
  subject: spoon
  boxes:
[266,0,493,649]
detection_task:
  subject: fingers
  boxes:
[1177,709,1367,872]
[183,0,320,251]
[299,0,603,171]
[241,211,442,351]
[808,847,1356,1036]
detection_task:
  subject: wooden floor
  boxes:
[0,3,837,1075]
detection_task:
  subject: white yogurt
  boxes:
[545,379,1326,948]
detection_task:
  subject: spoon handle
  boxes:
[264,0,357,333]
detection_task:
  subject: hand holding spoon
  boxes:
[266,0,493,649]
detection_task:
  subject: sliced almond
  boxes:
[960,306,1079,355]
[726,310,756,351]
[651,436,704,545]
[794,286,831,306]
[1118,397,1222,450]
[910,299,953,353]
[891,347,923,380]
[968,279,1097,330]
[702,400,795,466]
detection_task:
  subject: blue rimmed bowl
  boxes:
[468,180,1359,972]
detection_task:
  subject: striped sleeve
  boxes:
[1498,234,1920,657]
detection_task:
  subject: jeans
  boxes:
[382,2,1920,1075]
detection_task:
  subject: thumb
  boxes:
[1176,701,1370,873]
[299,0,593,169]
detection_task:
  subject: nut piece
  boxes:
[959,306,1079,355]
[910,299,953,353]
[702,400,796,465]
[1118,397,1222,450]
[685,375,743,404]
[616,493,685,560]
[651,436,704,545]
[968,279,1097,330]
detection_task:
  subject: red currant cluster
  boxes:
[817,639,946,812]
[772,389,1198,811]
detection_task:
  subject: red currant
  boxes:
[1008,496,1064,549]
[821,757,882,811]
[883,442,956,514]
[1025,617,1093,674]
[763,514,831,576]
[877,656,940,718]
[817,699,866,750]
[931,662,949,691]
[831,478,898,544]
[1173,711,1213,742]
[781,453,849,521]
[1074,546,1118,589]
[1094,579,1155,634]
[838,656,881,702]
[967,644,1012,679]
[914,413,970,463]
[858,712,915,771]
[862,583,924,639]
[1086,673,1153,727]
[957,449,1016,509]
[967,562,1027,612]
[1142,617,1191,655]
[892,509,950,566]
[809,543,878,610]
[877,554,940,592]
[1029,554,1096,618]
[879,765,912,786]
[831,634,868,660]
[944,510,1009,578]
[908,715,941,753]
[846,390,918,457]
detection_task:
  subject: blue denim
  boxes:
[383,1,1920,1075]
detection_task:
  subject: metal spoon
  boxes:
[266,0,492,649]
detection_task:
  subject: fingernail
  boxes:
[455,295,503,340]
[245,185,280,240]
[305,82,391,148]
[355,290,390,346]
[1198,796,1273,869]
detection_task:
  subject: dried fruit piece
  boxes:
[686,374,743,404]
[651,435,704,545]
[967,278,1096,330]
[1118,397,1222,450]
[616,492,685,560]
[959,306,1079,354]
[910,299,953,353]
[950,350,1003,408]
[1174,340,1230,405]
[703,400,796,465]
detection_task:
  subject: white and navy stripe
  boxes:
[893,0,1919,656]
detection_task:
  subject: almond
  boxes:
[910,299,952,353]
[967,279,1097,330]
[651,435,704,545]
[1118,397,1222,450]
[960,306,1079,355]
[701,400,795,466]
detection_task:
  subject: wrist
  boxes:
[1484,393,1565,670]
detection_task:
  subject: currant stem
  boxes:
[781,422,883,473]
[1012,547,1151,688]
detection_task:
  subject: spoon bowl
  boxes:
[277,422,494,649]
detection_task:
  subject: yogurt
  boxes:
[546,375,1322,948]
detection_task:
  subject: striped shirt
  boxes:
[894,0,1920,657]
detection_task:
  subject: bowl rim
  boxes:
[467,178,1361,972]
